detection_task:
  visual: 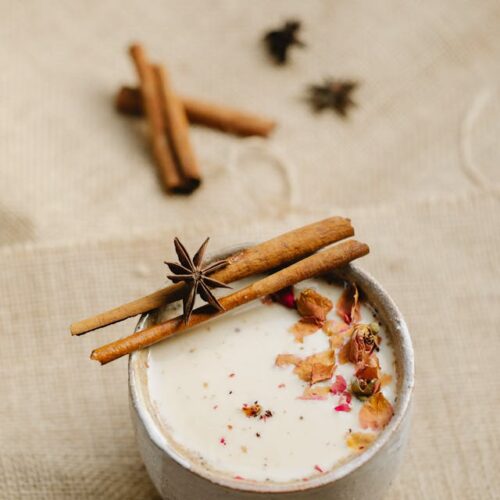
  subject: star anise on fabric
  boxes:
[307,78,358,117]
[165,237,231,323]
[263,20,305,64]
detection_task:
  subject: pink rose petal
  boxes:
[334,403,351,412]
[272,286,296,309]
[331,375,347,395]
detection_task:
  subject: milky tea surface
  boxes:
[147,278,397,483]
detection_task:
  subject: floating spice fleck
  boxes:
[307,79,358,118]
[220,437,227,446]
[263,20,305,64]
[314,465,324,473]
[259,410,273,421]
[242,402,262,418]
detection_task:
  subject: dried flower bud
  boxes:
[351,377,380,401]
[349,324,380,364]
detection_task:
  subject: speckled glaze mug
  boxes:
[129,254,414,500]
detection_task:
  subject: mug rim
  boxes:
[129,248,415,494]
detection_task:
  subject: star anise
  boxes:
[263,20,305,64]
[165,237,231,323]
[307,78,358,117]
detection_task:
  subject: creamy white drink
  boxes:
[146,278,397,483]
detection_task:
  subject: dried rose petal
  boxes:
[336,283,360,324]
[299,385,331,400]
[271,286,296,309]
[275,354,301,367]
[380,373,393,387]
[323,320,350,336]
[355,363,380,381]
[334,403,351,412]
[323,320,351,349]
[289,319,320,343]
[314,465,324,473]
[311,361,335,384]
[331,375,347,395]
[342,391,352,404]
[296,288,333,324]
[359,392,394,430]
[338,342,351,364]
[345,432,376,451]
[293,351,335,383]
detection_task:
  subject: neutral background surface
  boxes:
[0,1,499,499]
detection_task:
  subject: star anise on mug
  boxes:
[307,78,358,117]
[165,237,231,323]
[263,20,305,64]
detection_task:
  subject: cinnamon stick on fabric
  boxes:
[91,239,369,364]
[115,86,276,137]
[129,44,185,193]
[153,65,201,191]
[70,216,354,335]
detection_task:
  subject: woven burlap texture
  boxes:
[0,0,499,246]
[1,192,499,499]
[1,0,500,498]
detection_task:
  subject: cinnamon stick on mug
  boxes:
[70,216,354,336]
[129,44,185,193]
[115,86,276,137]
[153,65,201,191]
[91,239,369,364]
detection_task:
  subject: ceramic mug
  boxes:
[129,255,414,500]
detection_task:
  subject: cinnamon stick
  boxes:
[129,44,185,193]
[115,86,276,137]
[91,239,369,364]
[70,216,354,336]
[153,65,201,191]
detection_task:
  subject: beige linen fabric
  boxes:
[0,0,499,245]
[0,0,499,499]
[1,193,499,499]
